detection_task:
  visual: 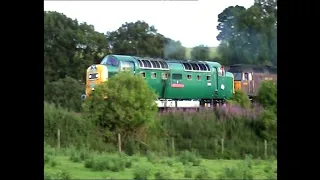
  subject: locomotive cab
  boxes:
[83,64,109,100]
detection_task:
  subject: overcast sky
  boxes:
[44,0,254,48]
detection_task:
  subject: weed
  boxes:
[133,165,151,180]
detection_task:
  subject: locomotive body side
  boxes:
[164,60,215,100]
[228,64,277,98]
[83,54,235,108]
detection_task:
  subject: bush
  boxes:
[133,165,151,180]
[82,71,158,144]
[229,90,251,108]
[195,166,210,179]
[179,150,201,166]
[44,76,84,112]
[154,168,172,180]
[257,81,277,111]
[84,154,130,172]
[44,101,105,150]
[55,170,72,180]
[218,156,254,179]
[184,167,193,178]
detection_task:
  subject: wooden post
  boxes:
[118,133,121,153]
[189,139,192,150]
[171,137,175,156]
[257,141,260,155]
[221,138,224,154]
[57,129,60,149]
[264,139,267,158]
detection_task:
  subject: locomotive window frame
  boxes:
[140,71,146,78]
[161,72,168,80]
[150,61,157,68]
[137,60,143,67]
[197,74,201,81]
[151,72,157,79]
[172,73,182,80]
[153,61,161,68]
[187,74,192,80]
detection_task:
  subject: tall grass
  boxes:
[45,101,276,159]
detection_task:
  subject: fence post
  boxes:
[57,129,60,149]
[264,139,268,158]
[257,141,260,156]
[118,133,122,153]
[189,139,192,150]
[171,137,175,156]
[221,138,224,154]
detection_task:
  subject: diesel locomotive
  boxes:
[82,55,235,109]
[227,64,277,100]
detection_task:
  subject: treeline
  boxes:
[44,0,277,110]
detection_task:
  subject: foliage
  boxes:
[191,45,210,60]
[133,165,151,180]
[44,101,105,150]
[82,71,158,144]
[44,145,277,179]
[44,11,109,83]
[44,76,84,112]
[216,1,277,65]
[257,80,277,111]
[229,90,251,108]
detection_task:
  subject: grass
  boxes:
[185,47,219,59]
[44,146,277,179]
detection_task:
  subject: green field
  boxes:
[44,146,277,179]
[185,47,219,59]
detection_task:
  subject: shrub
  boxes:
[195,166,210,179]
[257,81,277,111]
[55,170,72,180]
[44,102,105,150]
[44,76,84,112]
[184,167,193,178]
[229,90,251,108]
[82,71,158,145]
[154,168,172,180]
[84,154,129,172]
[133,165,151,180]
[179,150,201,166]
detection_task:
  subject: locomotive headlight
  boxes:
[89,75,92,79]
[92,87,95,91]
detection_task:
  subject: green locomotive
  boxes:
[83,55,234,108]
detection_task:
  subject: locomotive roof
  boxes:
[229,64,277,74]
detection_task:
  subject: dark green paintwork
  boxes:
[99,55,234,100]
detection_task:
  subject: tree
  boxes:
[163,38,186,60]
[216,2,277,65]
[190,45,210,60]
[44,76,84,112]
[44,11,109,84]
[106,21,164,58]
[82,71,158,144]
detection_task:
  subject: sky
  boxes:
[44,0,254,48]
